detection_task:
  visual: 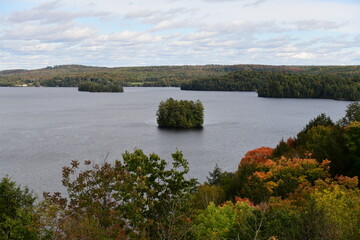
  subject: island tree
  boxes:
[156,98,204,129]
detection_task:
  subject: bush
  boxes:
[156,98,204,129]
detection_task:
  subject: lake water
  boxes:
[0,87,351,195]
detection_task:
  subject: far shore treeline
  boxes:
[78,82,123,92]
[180,70,360,101]
[1,64,359,100]
[1,102,360,239]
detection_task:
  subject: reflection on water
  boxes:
[0,87,351,195]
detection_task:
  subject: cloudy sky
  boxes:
[0,0,359,70]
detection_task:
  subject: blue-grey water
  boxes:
[0,87,351,195]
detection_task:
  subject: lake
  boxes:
[0,87,351,195]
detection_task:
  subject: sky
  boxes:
[0,0,359,70]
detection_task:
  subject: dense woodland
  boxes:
[257,73,360,100]
[181,70,360,101]
[157,98,204,129]
[1,102,360,240]
[0,65,360,100]
[78,82,124,92]
[180,70,265,91]
[1,64,359,100]
[0,64,281,87]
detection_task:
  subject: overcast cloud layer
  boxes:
[0,0,359,70]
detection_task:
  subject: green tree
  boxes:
[157,98,204,129]
[191,202,238,240]
[339,102,360,126]
[207,164,222,185]
[44,149,197,239]
[343,121,360,176]
[0,177,39,240]
[311,185,360,240]
[191,185,225,209]
[296,113,334,146]
[262,198,301,240]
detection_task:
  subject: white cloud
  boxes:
[1,22,97,42]
[203,0,267,7]
[277,52,316,60]
[97,31,164,45]
[293,20,346,31]
[0,0,359,69]
[6,1,109,24]
[182,31,218,40]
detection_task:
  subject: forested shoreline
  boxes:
[78,82,124,92]
[1,64,359,100]
[1,102,360,240]
[181,71,360,101]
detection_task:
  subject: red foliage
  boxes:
[287,137,295,147]
[220,196,255,207]
[240,147,273,165]
[234,196,255,207]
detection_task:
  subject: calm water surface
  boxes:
[0,87,351,194]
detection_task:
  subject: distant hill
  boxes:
[0,64,339,87]
[1,64,359,99]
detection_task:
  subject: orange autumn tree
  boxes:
[234,147,331,203]
[239,147,273,165]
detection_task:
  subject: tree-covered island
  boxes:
[157,98,204,129]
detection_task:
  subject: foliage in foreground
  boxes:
[43,149,196,240]
[2,149,360,239]
[273,102,360,178]
[194,101,360,240]
[0,177,39,240]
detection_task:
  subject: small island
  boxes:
[78,82,124,92]
[157,98,204,129]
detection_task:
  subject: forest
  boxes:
[181,71,360,101]
[180,70,266,91]
[78,82,124,92]
[1,102,360,240]
[1,64,359,100]
[0,64,277,87]
[0,65,360,97]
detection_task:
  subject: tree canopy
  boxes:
[0,177,39,240]
[44,149,197,239]
[156,98,204,129]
